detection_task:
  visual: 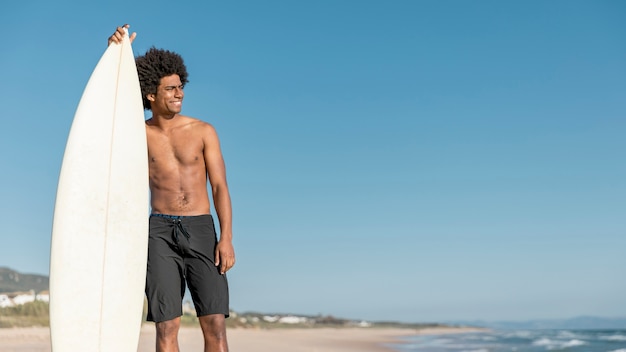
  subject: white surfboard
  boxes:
[49,31,149,351]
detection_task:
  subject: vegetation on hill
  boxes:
[0,267,48,293]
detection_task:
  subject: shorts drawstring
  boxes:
[151,214,193,244]
[172,219,191,244]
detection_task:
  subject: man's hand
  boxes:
[107,24,136,46]
[215,239,235,275]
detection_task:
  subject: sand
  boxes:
[0,325,483,351]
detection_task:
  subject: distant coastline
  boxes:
[2,267,625,331]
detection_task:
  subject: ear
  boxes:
[147,93,155,102]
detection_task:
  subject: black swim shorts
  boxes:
[145,214,229,322]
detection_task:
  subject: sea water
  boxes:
[389,329,626,352]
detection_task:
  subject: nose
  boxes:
[175,87,184,97]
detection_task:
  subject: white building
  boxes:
[0,294,12,308]
[12,290,36,305]
[278,316,308,324]
[36,291,50,303]
[262,315,308,324]
[0,290,49,307]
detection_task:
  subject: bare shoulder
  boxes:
[189,117,214,129]
[187,117,219,138]
[176,115,206,130]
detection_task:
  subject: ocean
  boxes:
[389,329,626,352]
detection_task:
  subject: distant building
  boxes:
[36,291,50,303]
[261,315,308,324]
[12,290,36,305]
[0,294,12,308]
[278,316,308,324]
[0,290,50,307]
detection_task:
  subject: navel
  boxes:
[178,194,190,207]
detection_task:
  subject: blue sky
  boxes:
[1,1,624,323]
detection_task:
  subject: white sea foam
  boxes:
[532,338,586,350]
[561,339,586,348]
[532,338,553,346]
[400,330,621,352]
[600,334,626,341]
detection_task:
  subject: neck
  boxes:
[151,112,178,122]
[147,113,181,129]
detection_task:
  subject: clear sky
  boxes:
[1,0,624,323]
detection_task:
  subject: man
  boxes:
[108,25,235,352]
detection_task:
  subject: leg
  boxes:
[199,314,228,352]
[182,215,230,352]
[155,316,181,352]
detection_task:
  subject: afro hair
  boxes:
[135,47,189,110]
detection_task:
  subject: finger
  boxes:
[129,32,137,44]
[108,36,121,46]
[222,257,234,274]
[109,34,122,45]
[115,25,129,40]
[225,258,235,273]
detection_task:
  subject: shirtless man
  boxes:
[108,25,235,352]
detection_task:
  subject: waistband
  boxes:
[150,213,211,220]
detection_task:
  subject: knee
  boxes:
[200,314,227,340]
[156,318,180,339]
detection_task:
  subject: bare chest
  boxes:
[147,131,204,166]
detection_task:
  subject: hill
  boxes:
[0,267,49,293]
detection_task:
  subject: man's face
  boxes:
[149,74,184,115]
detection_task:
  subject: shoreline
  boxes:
[0,325,486,352]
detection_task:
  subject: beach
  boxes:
[0,325,482,351]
